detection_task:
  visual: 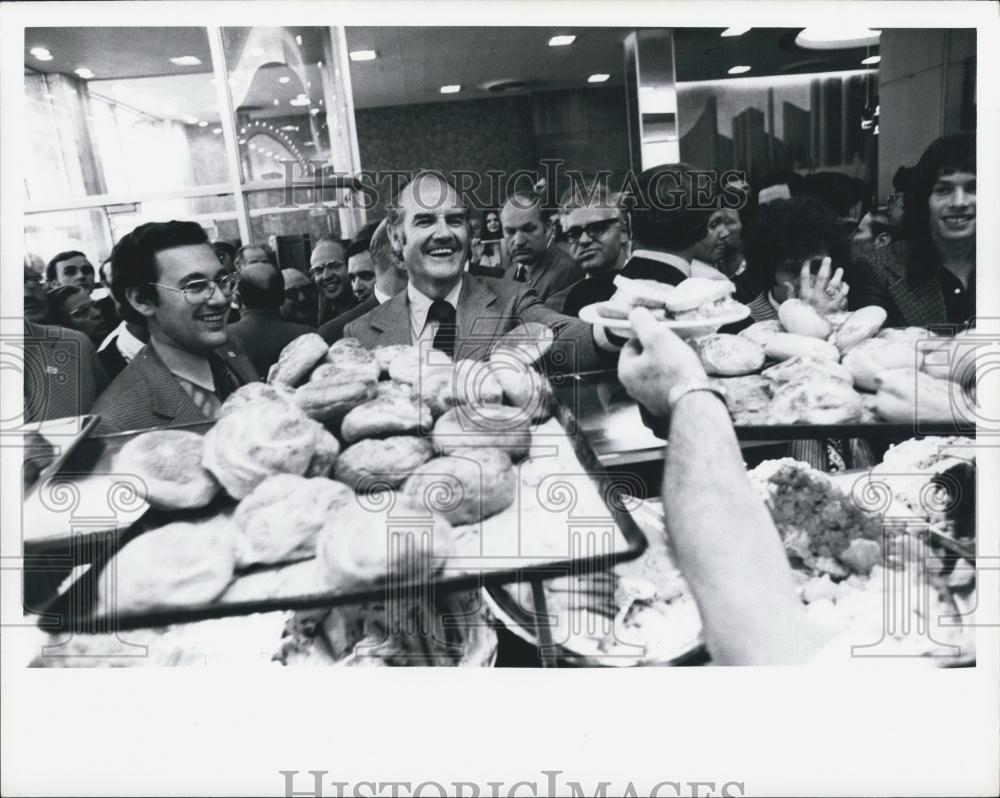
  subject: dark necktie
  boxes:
[514,264,528,282]
[208,352,239,401]
[427,299,457,357]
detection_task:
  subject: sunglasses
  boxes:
[564,218,619,243]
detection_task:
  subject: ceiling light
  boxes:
[587,73,610,83]
[721,27,751,37]
[198,120,208,127]
[212,127,222,134]
[349,50,377,61]
[295,35,303,46]
[238,138,247,144]
[273,98,280,106]
[440,84,461,94]
[74,67,94,79]
[310,108,321,115]
[249,144,257,151]
[30,47,53,61]
[182,115,199,125]
[279,76,291,84]
[169,55,202,66]
[728,65,752,75]
[290,97,311,106]
[795,27,881,50]
[549,35,576,47]
[861,55,881,65]
[280,125,299,131]
[317,61,323,69]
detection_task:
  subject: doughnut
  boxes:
[333,436,435,491]
[431,404,532,461]
[401,447,516,524]
[114,430,218,510]
[268,333,330,387]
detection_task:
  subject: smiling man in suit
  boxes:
[343,171,618,371]
[91,221,259,434]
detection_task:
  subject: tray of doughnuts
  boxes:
[38,335,648,633]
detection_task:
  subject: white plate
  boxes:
[578,302,751,339]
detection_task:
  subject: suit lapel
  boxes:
[216,343,261,384]
[366,291,413,345]
[133,347,204,423]
[456,274,499,354]
[887,274,947,327]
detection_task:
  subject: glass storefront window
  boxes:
[23,209,112,267]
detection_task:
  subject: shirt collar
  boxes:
[767,291,782,314]
[374,285,391,304]
[407,279,463,335]
[630,249,692,277]
[150,335,215,393]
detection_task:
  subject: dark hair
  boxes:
[892,165,912,193]
[312,233,347,251]
[345,221,379,261]
[237,263,284,311]
[46,250,87,283]
[801,172,868,221]
[743,197,849,295]
[45,284,85,321]
[758,171,804,196]
[213,240,238,261]
[110,220,209,324]
[868,211,897,243]
[626,163,716,252]
[481,208,502,242]
[902,134,976,282]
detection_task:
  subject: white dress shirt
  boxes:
[407,280,463,347]
[374,285,392,305]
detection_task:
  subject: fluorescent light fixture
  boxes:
[30,47,53,61]
[861,55,881,65]
[795,27,880,50]
[212,127,222,134]
[182,115,199,124]
[588,73,610,83]
[728,65,752,75]
[198,120,208,127]
[280,125,299,131]
[74,67,94,79]
[169,55,202,66]
[349,49,377,61]
[290,97,311,106]
[439,84,461,94]
[721,27,751,37]
[278,76,291,84]
[548,35,576,47]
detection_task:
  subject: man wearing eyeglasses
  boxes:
[310,235,357,326]
[91,221,259,434]
[280,268,319,326]
[545,184,628,316]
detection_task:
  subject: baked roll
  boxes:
[830,306,887,354]
[432,404,533,461]
[334,435,435,491]
[268,333,330,387]
[114,430,219,510]
[402,447,516,524]
[778,299,832,339]
[766,379,864,425]
[374,380,416,401]
[234,474,354,566]
[415,359,504,417]
[739,320,783,348]
[842,338,917,391]
[387,347,453,385]
[764,332,840,363]
[340,396,434,444]
[694,333,766,376]
[293,373,377,423]
[304,423,341,477]
[761,356,853,386]
[218,381,295,419]
[324,342,380,383]
[202,403,320,499]
[97,521,236,613]
[488,360,553,422]
[710,375,771,424]
[372,344,419,376]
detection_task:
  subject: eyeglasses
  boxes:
[68,302,99,319]
[350,271,376,282]
[284,286,317,301]
[149,273,237,305]
[564,218,619,243]
[309,260,344,279]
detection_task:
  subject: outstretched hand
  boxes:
[787,256,849,314]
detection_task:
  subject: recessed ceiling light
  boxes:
[310,108,321,115]
[74,67,94,79]
[861,55,881,65]
[588,73,610,83]
[795,27,880,50]
[212,127,222,134]
[198,120,208,127]
[440,84,461,94]
[278,76,291,84]
[295,35,303,46]
[273,98,281,106]
[290,97,311,106]
[30,47,53,61]
[728,65,752,75]
[721,27,751,37]
[549,35,576,47]
[182,115,199,125]
[349,50,377,61]
[169,55,202,66]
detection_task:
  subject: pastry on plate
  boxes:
[709,375,771,425]
[693,333,765,376]
[766,378,864,425]
[114,429,218,510]
[761,356,853,386]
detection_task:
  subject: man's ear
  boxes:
[388,225,405,259]
[873,232,892,250]
[126,285,157,319]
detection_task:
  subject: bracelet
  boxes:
[666,380,729,413]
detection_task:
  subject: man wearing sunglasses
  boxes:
[310,234,357,326]
[546,183,628,316]
[92,220,259,434]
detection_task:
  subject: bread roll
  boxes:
[114,430,219,510]
[402,447,516,524]
[234,474,354,566]
[372,344,418,376]
[874,368,971,424]
[766,379,864,425]
[694,333,766,376]
[416,359,504,417]
[374,380,416,401]
[202,403,319,499]
[387,348,453,385]
[432,405,533,461]
[334,436,435,491]
[340,396,434,444]
[778,299,832,339]
[97,522,236,612]
[304,424,341,477]
[761,356,853,386]
[739,319,783,348]
[842,338,917,391]
[324,342,380,382]
[830,306,887,353]
[489,361,553,421]
[293,373,377,423]
[268,333,329,387]
[218,381,295,419]
[764,332,840,363]
[710,375,772,424]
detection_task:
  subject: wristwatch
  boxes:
[666,379,729,413]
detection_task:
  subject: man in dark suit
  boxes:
[227,263,313,376]
[318,218,409,344]
[500,192,583,302]
[343,172,619,372]
[311,235,357,326]
[92,221,259,434]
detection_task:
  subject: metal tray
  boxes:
[35,402,649,634]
